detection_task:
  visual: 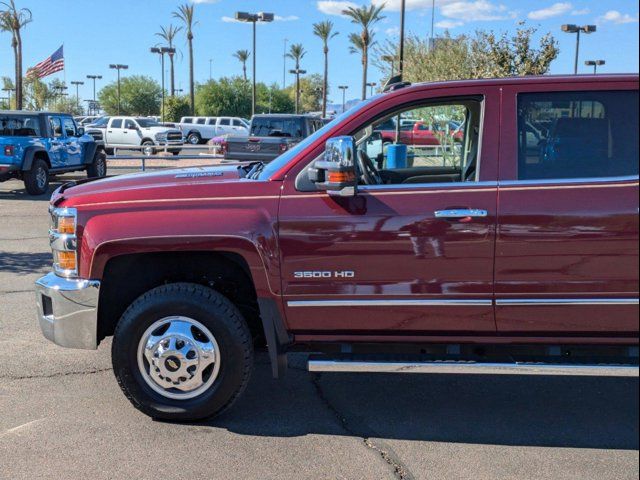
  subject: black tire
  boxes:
[172,150,181,156]
[187,132,201,145]
[105,147,115,156]
[142,141,156,156]
[112,283,254,421]
[86,149,107,178]
[23,158,49,195]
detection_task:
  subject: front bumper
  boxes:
[35,272,100,349]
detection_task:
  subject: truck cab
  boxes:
[35,75,639,421]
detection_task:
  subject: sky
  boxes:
[1,0,638,105]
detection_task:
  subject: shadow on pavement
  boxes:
[0,251,52,274]
[204,364,639,450]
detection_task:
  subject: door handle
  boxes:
[435,209,488,218]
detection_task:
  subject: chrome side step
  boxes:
[307,359,639,377]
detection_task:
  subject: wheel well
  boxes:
[33,151,51,168]
[188,130,201,136]
[97,251,263,345]
[140,138,154,145]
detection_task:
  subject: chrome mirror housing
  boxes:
[308,136,357,197]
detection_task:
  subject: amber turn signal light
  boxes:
[327,171,355,183]
[57,216,76,234]
[55,251,77,271]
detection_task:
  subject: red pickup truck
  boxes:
[36,75,639,421]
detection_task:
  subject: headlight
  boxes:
[49,207,78,277]
[155,133,167,142]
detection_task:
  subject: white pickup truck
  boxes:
[85,116,184,155]
[178,116,249,145]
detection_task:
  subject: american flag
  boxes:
[26,45,65,79]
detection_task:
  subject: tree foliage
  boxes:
[163,95,191,122]
[195,77,294,118]
[375,24,559,84]
[98,75,161,116]
[285,73,324,113]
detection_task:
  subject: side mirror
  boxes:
[77,127,85,136]
[308,136,357,197]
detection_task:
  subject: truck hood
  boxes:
[54,165,254,205]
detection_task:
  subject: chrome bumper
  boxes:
[35,272,100,350]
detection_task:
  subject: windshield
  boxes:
[136,118,161,128]
[0,115,41,137]
[90,116,109,127]
[251,117,304,137]
[258,97,376,180]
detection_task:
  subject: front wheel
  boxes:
[112,283,254,421]
[187,132,201,145]
[86,149,107,178]
[141,141,156,156]
[23,158,49,195]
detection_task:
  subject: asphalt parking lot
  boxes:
[0,168,638,480]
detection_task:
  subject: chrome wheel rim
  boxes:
[143,145,154,156]
[188,135,199,145]
[36,167,47,189]
[137,316,221,400]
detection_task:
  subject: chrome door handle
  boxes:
[435,209,488,218]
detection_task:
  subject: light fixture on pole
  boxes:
[109,64,129,114]
[585,59,605,74]
[70,81,84,112]
[381,55,396,77]
[561,24,596,74]
[234,11,275,117]
[366,82,377,97]
[151,47,176,122]
[338,85,349,113]
[289,68,306,114]
[86,75,102,113]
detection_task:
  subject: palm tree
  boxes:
[313,20,338,118]
[1,0,32,110]
[173,4,196,114]
[342,3,385,100]
[286,43,306,114]
[156,24,182,96]
[233,49,250,82]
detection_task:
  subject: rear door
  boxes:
[495,80,639,335]
[47,116,65,168]
[107,118,126,146]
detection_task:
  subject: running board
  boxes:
[307,359,639,377]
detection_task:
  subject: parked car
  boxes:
[0,111,106,195]
[85,116,183,155]
[35,75,639,421]
[216,114,325,162]
[178,116,249,145]
[377,119,463,146]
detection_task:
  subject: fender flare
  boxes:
[82,141,99,165]
[22,146,49,171]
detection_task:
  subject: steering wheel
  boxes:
[357,150,382,185]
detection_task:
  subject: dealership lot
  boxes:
[0,171,638,480]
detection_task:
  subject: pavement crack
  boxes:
[3,367,112,381]
[311,372,414,480]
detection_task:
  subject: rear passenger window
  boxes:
[219,118,230,126]
[517,90,639,180]
[196,118,206,125]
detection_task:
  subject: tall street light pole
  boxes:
[585,59,605,74]
[109,64,128,114]
[338,85,348,113]
[366,82,377,97]
[282,38,288,89]
[235,11,274,117]
[70,81,84,112]
[2,87,13,108]
[561,24,596,74]
[151,47,176,122]
[86,75,102,106]
[398,0,406,80]
[209,59,213,81]
[289,68,306,114]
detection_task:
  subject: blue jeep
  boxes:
[0,111,107,195]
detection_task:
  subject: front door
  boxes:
[61,117,82,166]
[278,88,501,335]
[47,116,65,168]
[495,82,639,335]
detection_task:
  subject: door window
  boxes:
[62,117,76,137]
[124,119,136,129]
[353,99,482,185]
[111,119,123,128]
[219,118,230,126]
[232,119,244,127]
[196,118,206,125]
[517,90,639,180]
[183,118,193,123]
[49,117,63,137]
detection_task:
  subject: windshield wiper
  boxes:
[247,161,265,179]
[238,161,264,179]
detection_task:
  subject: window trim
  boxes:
[498,174,639,187]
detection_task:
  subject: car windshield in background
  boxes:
[90,116,109,127]
[251,118,303,138]
[136,118,161,128]
[0,116,41,137]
